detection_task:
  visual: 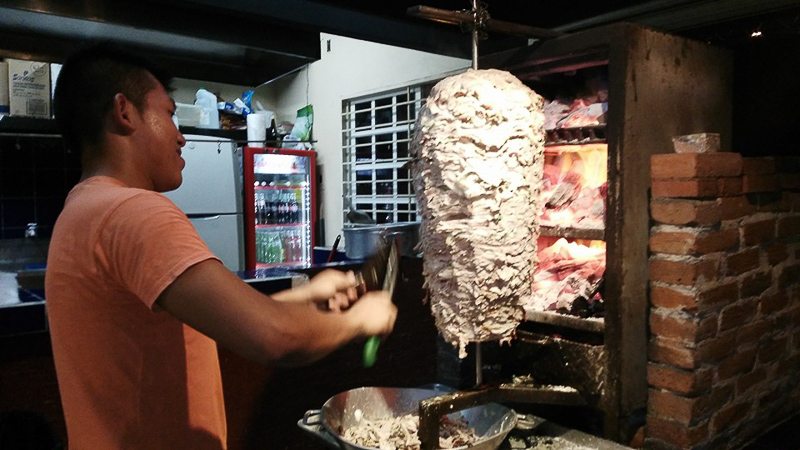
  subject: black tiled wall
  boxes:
[0,136,81,239]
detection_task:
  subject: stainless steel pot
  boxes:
[343,223,420,259]
[298,386,517,450]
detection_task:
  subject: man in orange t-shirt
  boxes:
[46,44,396,449]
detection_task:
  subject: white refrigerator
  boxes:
[164,134,245,272]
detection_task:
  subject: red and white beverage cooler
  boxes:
[244,146,317,270]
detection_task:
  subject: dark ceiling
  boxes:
[306,0,800,46]
[0,0,798,85]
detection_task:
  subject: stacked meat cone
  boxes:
[410,69,546,357]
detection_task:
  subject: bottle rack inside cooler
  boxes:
[253,182,310,268]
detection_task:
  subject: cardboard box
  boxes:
[7,58,50,118]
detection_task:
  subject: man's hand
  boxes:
[271,269,358,309]
[347,290,397,338]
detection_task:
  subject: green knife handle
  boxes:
[363,336,380,368]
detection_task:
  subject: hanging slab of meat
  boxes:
[410,69,545,357]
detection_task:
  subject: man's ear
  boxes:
[109,93,138,135]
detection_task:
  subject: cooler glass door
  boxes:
[244,147,316,270]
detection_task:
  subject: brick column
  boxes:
[646,153,800,449]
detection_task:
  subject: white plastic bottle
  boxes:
[194,89,219,129]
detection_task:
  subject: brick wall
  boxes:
[646,152,800,449]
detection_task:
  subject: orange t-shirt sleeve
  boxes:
[99,192,220,309]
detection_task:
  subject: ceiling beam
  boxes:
[170,0,528,58]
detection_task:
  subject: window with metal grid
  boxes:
[341,85,429,224]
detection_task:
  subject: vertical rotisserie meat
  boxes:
[410,69,545,357]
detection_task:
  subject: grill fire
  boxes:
[527,144,608,318]
[541,144,607,230]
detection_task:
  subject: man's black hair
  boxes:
[53,43,172,155]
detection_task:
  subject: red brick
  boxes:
[757,387,793,414]
[742,219,776,246]
[651,285,697,311]
[740,271,773,299]
[652,153,743,179]
[773,305,797,330]
[775,354,800,378]
[718,348,757,380]
[736,367,767,395]
[711,402,750,433]
[718,177,743,196]
[718,196,756,220]
[698,386,734,418]
[758,336,788,364]
[760,292,789,315]
[748,191,783,212]
[697,331,736,362]
[649,231,699,255]
[778,263,800,290]
[648,389,704,425]
[650,312,697,341]
[697,316,718,342]
[649,229,738,255]
[720,298,758,332]
[779,173,800,190]
[742,157,776,175]
[697,281,738,311]
[695,229,739,254]
[652,179,719,198]
[646,416,710,448]
[650,199,720,226]
[648,363,713,395]
[735,320,770,346]
[649,338,697,369]
[777,215,800,238]
[766,242,789,265]
[650,257,718,286]
[726,248,760,275]
[742,175,779,193]
[782,192,800,212]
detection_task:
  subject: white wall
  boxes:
[260,33,469,246]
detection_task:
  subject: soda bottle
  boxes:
[263,191,272,224]
[282,232,292,263]
[257,192,267,224]
[289,191,299,223]
[291,230,301,263]
[274,232,285,263]
[265,233,275,264]
[256,230,265,263]
[279,192,288,224]
[254,193,260,225]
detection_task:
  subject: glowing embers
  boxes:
[528,237,605,318]
[540,144,607,230]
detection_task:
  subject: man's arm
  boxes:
[156,259,396,367]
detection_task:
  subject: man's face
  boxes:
[138,79,186,192]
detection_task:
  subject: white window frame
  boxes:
[341,85,428,224]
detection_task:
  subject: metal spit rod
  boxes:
[474,341,483,386]
[471,0,479,70]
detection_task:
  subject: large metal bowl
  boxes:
[299,386,517,450]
